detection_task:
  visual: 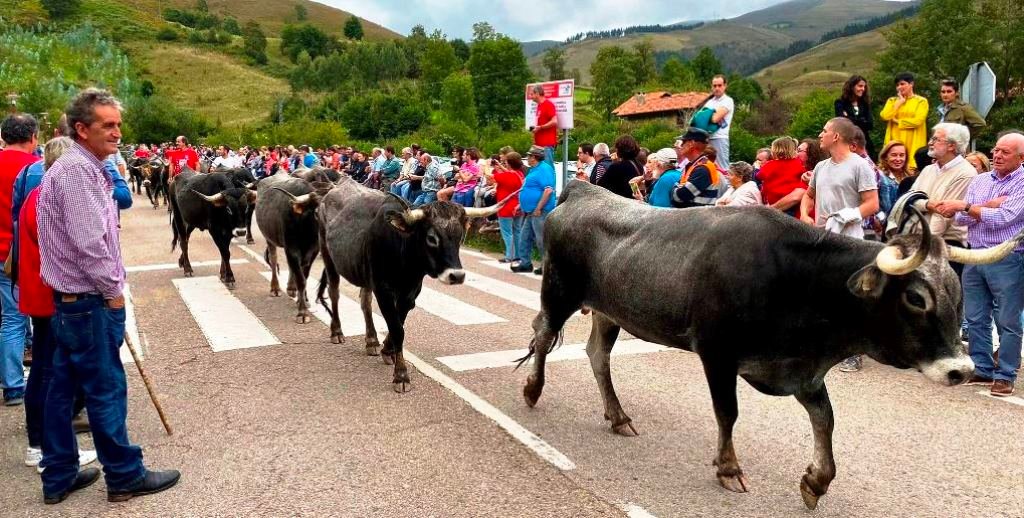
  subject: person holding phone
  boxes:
[880,72,929,170]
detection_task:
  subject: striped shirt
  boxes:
[37,142,125,299]
[954,165,1024,252]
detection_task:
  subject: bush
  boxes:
[787,89,835,141]
[728,125,774,164]
[122,95,212,143]
[155,27,179,41]
[339,92,430,140]
[187,30,204,44]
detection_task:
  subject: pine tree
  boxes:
[344,15,364,41]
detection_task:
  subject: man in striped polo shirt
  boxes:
[939,132,1024,397]
[36,88,180,504]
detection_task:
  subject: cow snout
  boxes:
[920,356,975,387]
[233,228,247,237]
[439,268,466,285]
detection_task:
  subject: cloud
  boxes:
[313,0,789,41]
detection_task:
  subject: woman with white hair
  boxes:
[645,148,682,208]
[717,161,762,206]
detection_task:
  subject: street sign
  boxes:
[962,62,996,118]
[525,80,574,130]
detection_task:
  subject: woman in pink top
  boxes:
[440,148,481,206]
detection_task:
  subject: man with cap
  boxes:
[670,127,721,208]
[512,145,556,275]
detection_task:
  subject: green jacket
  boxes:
[939,99,986,138]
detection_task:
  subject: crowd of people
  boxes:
[1,68,1021,507]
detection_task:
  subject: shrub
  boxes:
[787,89,835,141]
[155,27,179,41]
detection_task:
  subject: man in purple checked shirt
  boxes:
[935,132,1024,397]
[35,88,180,505]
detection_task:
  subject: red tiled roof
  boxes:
[612,91,707,117]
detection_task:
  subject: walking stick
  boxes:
[123,332,173,436]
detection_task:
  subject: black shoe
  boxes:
[533,267,543,275]
[498,258,513,263]
[510,263,533,273]
[44,467,100,504]
[72,413,90,434]
[107,469,181,502]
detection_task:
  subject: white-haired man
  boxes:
[913,123,977,274]
[589,143,612,184]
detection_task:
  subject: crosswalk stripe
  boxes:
[126,259,248,273]
[414,286,506,325]
[173,276,280,352]
[476,259,541,281]
[258,271,388,336]
[119,284,142,364]
[435,339,672,372]
[460,271,546,312]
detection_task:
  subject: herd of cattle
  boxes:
[129,158,1024,510]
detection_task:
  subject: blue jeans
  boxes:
[453,190,475,207]
[516,212,547,267]
[25,316,86,448]
[41,295,145,495]
[413,190,437,207]
[498,215,524,261]
[0,271,28,398]
[389,180,407,197]
[544,146,555,165]
[963,254,1024,382]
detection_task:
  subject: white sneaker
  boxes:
[27,447,98,473]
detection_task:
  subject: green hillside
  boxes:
[529,0,914,84]
[753,28,889,99]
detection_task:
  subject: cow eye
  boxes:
[425,231,440,248]
[903,291,927,310]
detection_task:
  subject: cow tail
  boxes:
[513,329,564,370]
[315,269,336,321]
[169,195,181,253]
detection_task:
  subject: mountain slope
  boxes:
[529,0,914,84]
[753,28,889,99]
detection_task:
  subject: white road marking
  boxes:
[977,390,1024,407]
[461,271,546,312]
[403,350,576,471]
[436,339,673,372]
[621,503,658,518]
[476,259,541,281]
[415,287,506,325]
[119,284,142,364]
[237,244,267,266]
[258,271,388,337]
[173,276,280,352]
[126,259,248,273]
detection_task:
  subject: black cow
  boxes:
[169,167,257,289]
[126,156,146,194]
[141,157,169,209]
[292,165,341,184]
[255,172,325,323]
[518,181,1017,509]
[316,177,502,391]
[217,167,258,245]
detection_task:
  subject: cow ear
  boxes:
[847,265,888,300]
[385,209,412,234]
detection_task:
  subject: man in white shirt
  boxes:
[211,145,242,170]
[705,75,734,171]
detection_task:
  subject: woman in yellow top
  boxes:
[880,71,929,170]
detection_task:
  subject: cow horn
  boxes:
[464,188,522,218]
[875,206,931,275]
[947,227,1024,265]
[191,190,224,204]
[402,208,426,225]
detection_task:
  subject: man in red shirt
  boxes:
[529,85,558,164]
[165,135,199,178]
[0,113,40,405]
[133,144,152,159]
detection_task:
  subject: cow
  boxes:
[292,165,341,184]
[517,181,1019,510]
[216,166,259,245]
[169,167,257,289]
[140,156,169,209]
[255,172,327,323]
[126,156,146,194]
[316,177,506,392]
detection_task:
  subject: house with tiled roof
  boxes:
[612,91,708,126]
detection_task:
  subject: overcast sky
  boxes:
[313,0,792,41]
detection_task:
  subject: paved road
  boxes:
[3,191,1023,517]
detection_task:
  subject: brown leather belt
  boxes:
[55,292,101,303]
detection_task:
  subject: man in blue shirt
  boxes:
[301,145,318,168]
[512,146,556,275]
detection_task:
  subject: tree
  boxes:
[294,4,307,21]
[472,22,497,42]
[691,47,723,84]
[542,47,566,81]
[451,38,470,63]
[660,57,698,90]
[590,46,640,120]
[421,37,460,99]
[222,16,241,35]
[243,21,268,65]
[344,15,364,40]
[195,0,208,12]
[742,86,791,135]
[632,38,656,84]
[280,24,332,62]
[441,72,478,128]
[468,34,533,128]
[402,24,429,78]
[40,0,81,18]
[788,89,835,140]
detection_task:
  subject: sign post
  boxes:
[962,62,996,151]
[526,80,574,194]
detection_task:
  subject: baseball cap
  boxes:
[526,145,546,158]
[676,127,710,144]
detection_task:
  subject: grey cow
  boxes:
[255,172,325,323]
[519,181,1018,509]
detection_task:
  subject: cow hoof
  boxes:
[365,345,380,356]
[799,479,820,510]
[286,288,297,298]
[392,381,411,393]
[611,420,639,437]
[183,270,194,278]
[270,289,281,297]
[381,353,394,365]
[295,314,312,324]
[523,375,542,408]
[224,281,236,290]
[331,334,344,344]
[717,473,750,494]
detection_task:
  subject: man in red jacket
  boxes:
[165,135,199,178]
[529,85,559,165]
[0,113,39,406]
